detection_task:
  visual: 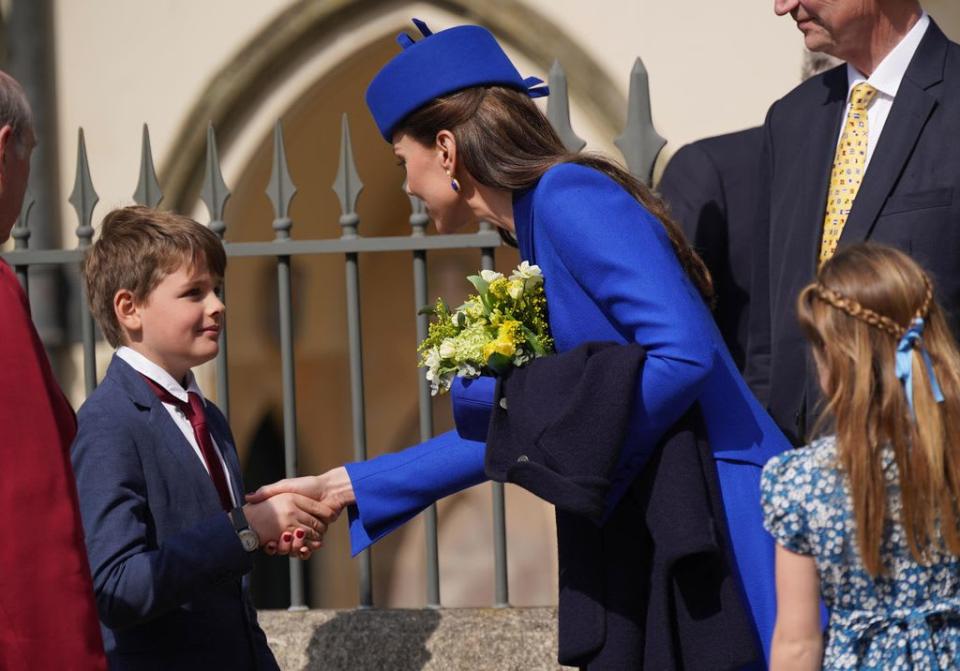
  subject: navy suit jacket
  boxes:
[71,356,278,671]
[658,127,764,372]
[747,20,960,444]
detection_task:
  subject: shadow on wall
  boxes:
[305,609,441,670]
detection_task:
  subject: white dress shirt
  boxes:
[838,12,930,170]
[117,346,238,507]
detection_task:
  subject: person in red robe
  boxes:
[0,70,106,670]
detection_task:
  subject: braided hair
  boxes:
[796,243,960,576]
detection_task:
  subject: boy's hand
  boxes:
[246,467,355,559]
[242,493,335,551]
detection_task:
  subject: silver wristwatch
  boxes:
[230,507,260,552]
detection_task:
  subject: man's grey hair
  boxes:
[0,71,33,158]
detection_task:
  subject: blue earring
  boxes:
[446,169,460,193]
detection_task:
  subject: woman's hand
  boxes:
[246,467,356,558]
[261,527,323,560]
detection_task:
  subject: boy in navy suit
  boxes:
[71,206,332,670]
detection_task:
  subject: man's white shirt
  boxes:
[837,12,930,170]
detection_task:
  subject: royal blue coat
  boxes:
[345,162,791,660]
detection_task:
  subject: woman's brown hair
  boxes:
[797,243,960,576]
[396,85,714,304]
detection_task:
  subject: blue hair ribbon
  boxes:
[895,317,945,416]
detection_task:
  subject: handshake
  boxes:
[240,466,356,560]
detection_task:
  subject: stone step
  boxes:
[258,607,573,670]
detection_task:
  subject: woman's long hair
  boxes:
[797,243,960,576]
[397,86,714,304]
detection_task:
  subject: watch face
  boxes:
[239,528,259,552]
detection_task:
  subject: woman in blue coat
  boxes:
[250,19,791,663]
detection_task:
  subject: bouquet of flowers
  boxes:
[418,261,554,395]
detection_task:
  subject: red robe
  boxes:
[0,259,106,670]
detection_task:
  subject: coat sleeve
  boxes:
[345,430,487,555]
[71,408,253,630]
[743,111,776,405]
[535,164,716,481]
[0,263,107,669]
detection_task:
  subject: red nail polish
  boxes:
[295,529,305,539]
[282,533,292,543]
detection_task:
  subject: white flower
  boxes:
[424,347,442,369]
[510,261,543,290]
[507,279,524,300]
[439,339,457,359]
[510,261,542,280]
[480,269,504,283]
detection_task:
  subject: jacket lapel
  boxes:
[788,67,849,278]
[109,356,225,512]
[839,21,946,247]
[205,407,244,505]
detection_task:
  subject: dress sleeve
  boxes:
[345,430,487,555]
[535,165,716,476]
[760,452,814,555]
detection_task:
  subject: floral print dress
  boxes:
[761,436,960,669]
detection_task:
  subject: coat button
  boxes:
[517,455,529,463]
[499,397,508,410]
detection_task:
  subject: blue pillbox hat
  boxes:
[366,18,548,142]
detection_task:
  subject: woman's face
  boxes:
[393,132,476,234]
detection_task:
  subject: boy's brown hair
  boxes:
[82,206,226,347]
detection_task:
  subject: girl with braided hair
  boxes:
[761,243,960,669]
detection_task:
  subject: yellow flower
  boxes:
[497,319,521,341]
[483,338,516,360]
[488,277,510,301]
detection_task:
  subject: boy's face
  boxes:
[130,261,224,382]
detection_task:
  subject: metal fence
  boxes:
[1,59,664,611]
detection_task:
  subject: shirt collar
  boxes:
[117,345,204,405]
[846,12,930,100]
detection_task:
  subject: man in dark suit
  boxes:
[658,127,763,371]
[747,0,960,444]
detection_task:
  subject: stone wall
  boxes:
[259,607,572,670]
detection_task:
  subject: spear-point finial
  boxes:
[200,123,231,238]
[267,120,297,240]
[11,186,34,250]
[614,57,666,186]
[333,113,364,237]
[133,123,163,207]
[69,128,99,247]
[546,61,586,154]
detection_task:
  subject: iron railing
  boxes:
[1,59,664,610]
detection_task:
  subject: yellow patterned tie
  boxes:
[819,82,878,264]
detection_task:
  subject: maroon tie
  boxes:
[140,375,234,512]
